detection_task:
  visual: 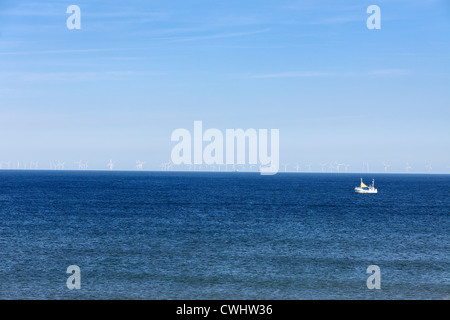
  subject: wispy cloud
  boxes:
[167,28,270,42]
[0,2,168,20]
[0,2,61,16]
[242,71,334,79]
[0,71,162,82]
[279,1,364,13]
[242,69,410,79]
[299,114,369,123]
[309,15,364,25]
[84,11,168,19]
[368,69,410,76]
[0,48,135,56]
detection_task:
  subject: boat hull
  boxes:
[354,187,378,194]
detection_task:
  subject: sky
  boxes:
[0,0,449,172]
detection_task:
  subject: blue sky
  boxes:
[0,0,449,172]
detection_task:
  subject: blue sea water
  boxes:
[0,171,448,300]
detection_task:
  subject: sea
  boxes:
[0,171,448,300]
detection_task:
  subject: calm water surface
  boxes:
[0,171,448,299]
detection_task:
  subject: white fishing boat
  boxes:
[355,178,378,194]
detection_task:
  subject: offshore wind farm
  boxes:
[0,159,448,174]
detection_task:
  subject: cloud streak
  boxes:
[0,71,162,82]
[0,48,136,56]
[243,71,333,79]
[242,69,410,79]
[167,28,270,42]
[368,69,410,76]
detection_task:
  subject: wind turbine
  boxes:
[405,162,412,173]
[161,162,172,171]
[75,161,88,170]
[306,162,312,173]
[319,162,327,173]
[362,162,370,173]
[328,162,335,172]
[335,162,345,173]
[425,162,432,173]
[162,161,173,171]
[56,161,65,170]
[344,164,350,173]
[382,162,391,173]
[283,163,289,172]
[294,163,300,173]
[136,160,144,171]
[107,160,114,171]
[75,160,83,170]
